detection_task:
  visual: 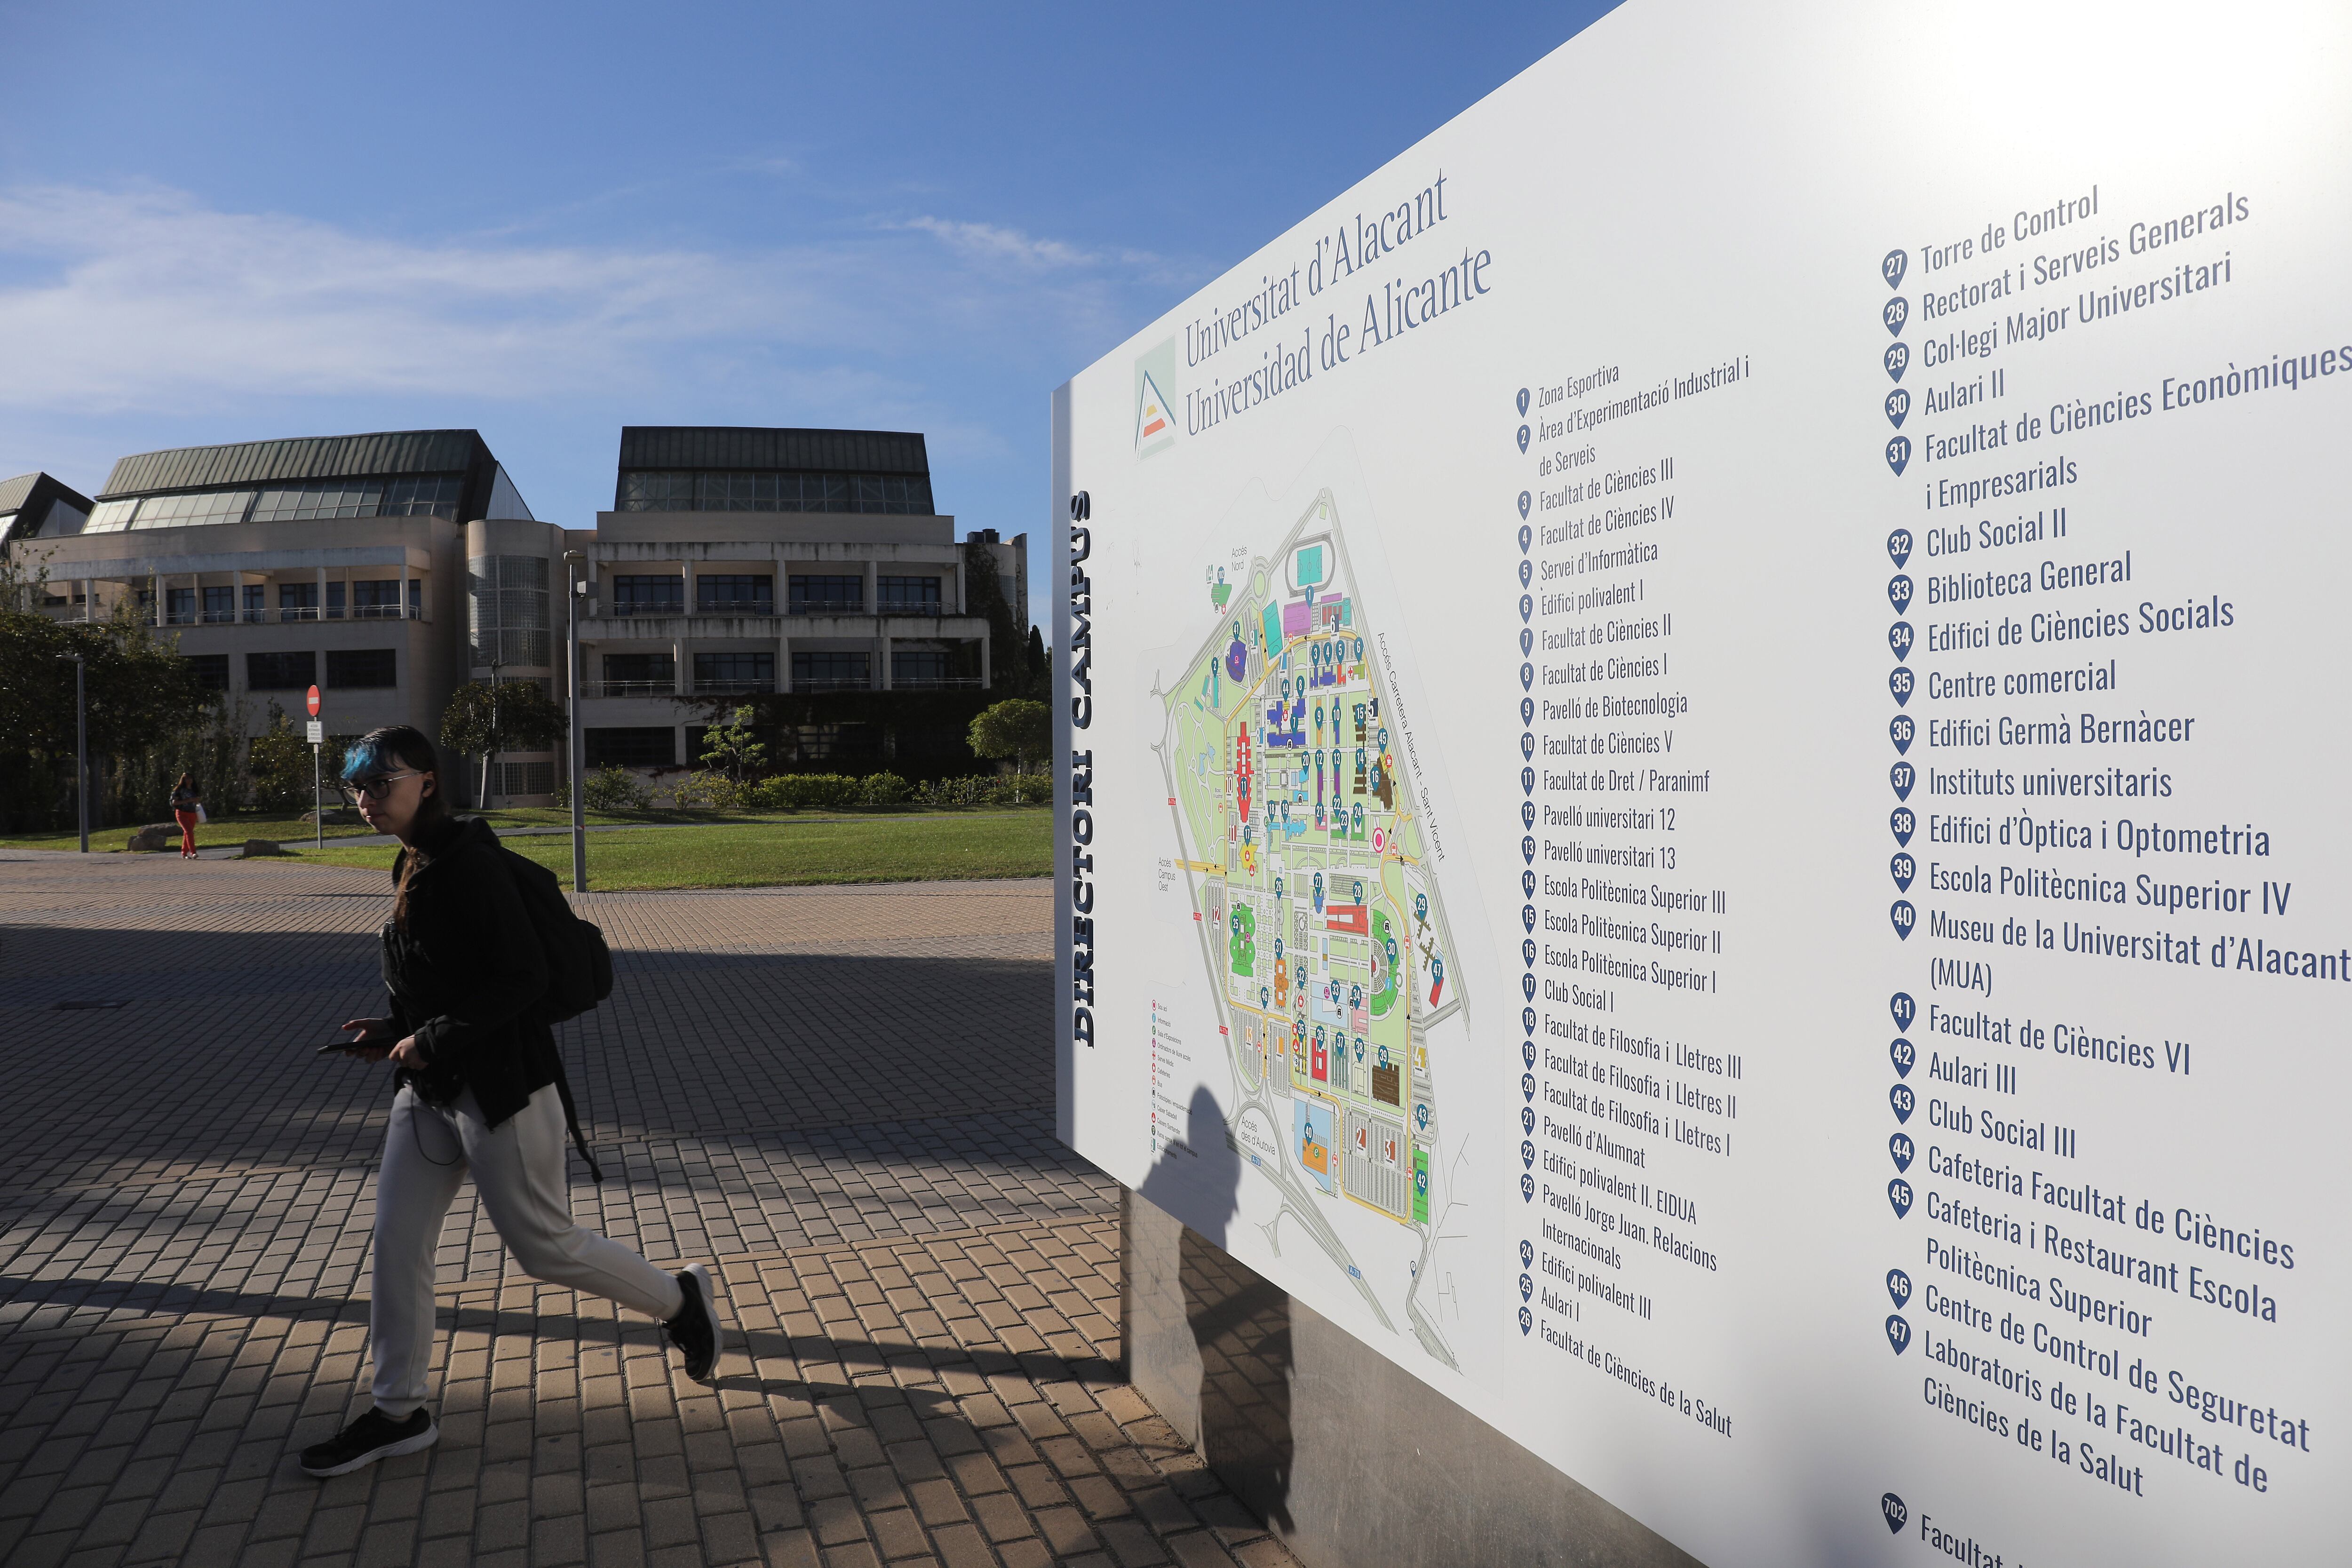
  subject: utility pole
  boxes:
[58,653,88,852]
[564,550,588,891]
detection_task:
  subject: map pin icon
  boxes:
[1521,1008,1536,1036]
[1890,1035,1914,1077]
[1887,1178,1913,1218]
[1885,1315,1911,1355]
[1884,341,1909,382]
[1518,1305,1533,1336]
[1520,731,1534,760]
[1889,714,1913,755]
[1519,593,1533,623]
[1519,1272,1533,1301]
[1522,835,1535,864]
[1521,697,1534,725]
[1521,765,1535,795]
[1521,801,1534,830]
[1890,806,1914,846]
[1521,869,1534,897]
[1890,992,1915,1031]
[1888,1131,1914,1172]
[1890,899,1915,939]
[1887,574,1912,614]
[1886,528,1912,568]
[1886,1268,1912,1309]
[1518,491,1531,520]
[1517,387,1530,416]
[1520,1240,1534,1268]
[1518,559,1533,589]
[1518,523,1531,553]
[1517,425,1530,453]
[1885,435,1911,476]
[1882,1493,1908,1534]
[1889,1082,1914,1123]
[1521,1174,1535,1203]
[1520,663,1534,692]
[1521,974,1536,1002]
[1522,1072,1534,1101]
[1520,628,1533,658]
[1882,248,1908,289]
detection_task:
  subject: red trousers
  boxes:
[174,811,199,857]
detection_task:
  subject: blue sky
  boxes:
[0,1,1615,626]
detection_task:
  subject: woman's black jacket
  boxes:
[379,814,561,1129]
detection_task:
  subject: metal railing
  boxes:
[890,675,985,690]
[692,678,776,695]
[790,677,873,693]
[579,679,676,698]
[151,605,427,626]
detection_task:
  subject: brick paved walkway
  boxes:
[0,851,1291,1568]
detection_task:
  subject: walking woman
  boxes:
[300,724,724,1478]
[169,772,201,859]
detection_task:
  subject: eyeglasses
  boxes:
[338,770,424,804]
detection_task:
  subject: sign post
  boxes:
[307,685,323,851]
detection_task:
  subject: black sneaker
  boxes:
[663,1262,724,1384]
[299,1407,437,1477]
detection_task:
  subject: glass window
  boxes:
[602,653,675,691]
[243,584,268,621]
[202,585,234,622]
[890,650,952,685]
[693,651,774,692]
[608,574,683,616]
[182,654,230,692]
[877,575,942,613]
[617,471,697,511]
[469,556,552,667]
[697,574,773,612]
[585,728,676,767]
[383,476,465,516]
[251,481,386,521]
[326,649,398,688]
[788,574,864,613]
[497,761,554,796]
[247,651,317,691]
[791,651,870,687]
[127,489,257,529]
[84,499,140,532]
[166,587,197,624]
[326,581,346,619]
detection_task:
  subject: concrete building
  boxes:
[8,425,1026,804]
[11,432,530,800]
[559,426,1025,778]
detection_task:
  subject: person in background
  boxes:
[169,772,201,859]
[297,724,724,1479]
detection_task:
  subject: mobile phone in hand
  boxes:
[317,1040,377,1054]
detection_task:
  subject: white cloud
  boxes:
[0,183,1163,415]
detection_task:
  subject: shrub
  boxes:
[668,770,742,811]
[859,771,911,805]
[582,765,652,812]
[743,773,859,810]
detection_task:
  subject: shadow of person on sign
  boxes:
[1136,1085,1294,1532]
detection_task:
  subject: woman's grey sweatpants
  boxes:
[371,1082,684,1417]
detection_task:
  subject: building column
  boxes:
[682,556,697,617]
[954,558,967,614]
[862,558,877,613]
[673,637,688,696]
[980,634,991,690]
[878,630,891,691]
[399,558,411,621]
[316,566,327,621]
[81,577,93,621]
[778,632,792,693]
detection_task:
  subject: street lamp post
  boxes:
[58,653,88,852]
[563,550,588,892]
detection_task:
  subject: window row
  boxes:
[182,649,398,692]
[146,579,421,623]
[589,648,955,694]
[603,573,945,616]
[614,470,936,515]
[85,476,466,532]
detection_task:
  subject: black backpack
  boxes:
[498,846,615,1178]
[500,847,613,1022]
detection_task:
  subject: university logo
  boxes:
[1134,338,1176,459]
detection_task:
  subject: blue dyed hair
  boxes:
[341,725,441,790]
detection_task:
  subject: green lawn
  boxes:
[290,811,1052,890]
[0,804,1031,857]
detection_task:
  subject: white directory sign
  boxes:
[1052,0,2350,1560]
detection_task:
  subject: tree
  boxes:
[698,705,767,781]
[0,554,209,830]
[440,678,567,803]
[967,698,1050,773]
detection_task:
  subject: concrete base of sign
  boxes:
[1122,1187,1700,1568]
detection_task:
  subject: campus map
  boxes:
[1158,492,1465,1363]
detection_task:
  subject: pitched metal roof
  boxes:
[616,427,930,476]
[0,471,98,543]
[98,430,492,499]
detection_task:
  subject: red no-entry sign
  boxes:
[306,685,321,717]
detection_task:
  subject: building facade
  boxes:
[8,426,1025,804]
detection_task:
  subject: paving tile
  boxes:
[0,862,1293,1568]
